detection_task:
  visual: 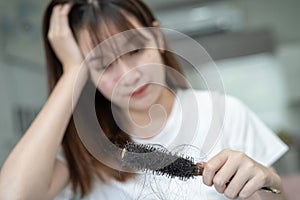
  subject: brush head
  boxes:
[121,143,203,180]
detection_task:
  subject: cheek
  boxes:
[152,67,166,84]
[97,78,115,99]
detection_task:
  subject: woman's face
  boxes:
[77,15,167,112]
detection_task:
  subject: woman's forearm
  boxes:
[0,69,87,199]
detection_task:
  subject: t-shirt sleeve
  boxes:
[56,145,67,164]
[223,95,288,167]
[54,146,75,199]
[54,183,75,200]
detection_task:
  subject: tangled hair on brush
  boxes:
[121,142,203,181]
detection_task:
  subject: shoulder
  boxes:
[184,89,251,136]
[178,88,249,131]
[178,89,245,112]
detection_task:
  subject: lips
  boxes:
[131,84,148,98]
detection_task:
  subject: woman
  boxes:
[0,0,288,199]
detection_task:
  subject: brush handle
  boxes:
[195,163,281,194]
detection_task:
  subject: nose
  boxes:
[115,59,141,86]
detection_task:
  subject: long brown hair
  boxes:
[42,0,186,197]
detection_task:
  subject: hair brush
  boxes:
[121,142,203,180]
[120,142,281,194]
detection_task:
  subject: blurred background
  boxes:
[0,0,299,198]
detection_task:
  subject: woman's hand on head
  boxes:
[48,3,84,74]
[202,149,282,199]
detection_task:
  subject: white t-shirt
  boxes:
[55,89,288,200]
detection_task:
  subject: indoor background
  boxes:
[0,0,299,199]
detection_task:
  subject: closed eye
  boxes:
[88,56,113,71]
[96,64,112,71]
[129,49,142,55]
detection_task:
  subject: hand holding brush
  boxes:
[121,143,282,198]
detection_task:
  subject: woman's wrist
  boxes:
[62,63,89,81]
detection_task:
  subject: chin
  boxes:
[111,98,153,112]
[128,101,155,112]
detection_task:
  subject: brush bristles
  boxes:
[121,143,200,180]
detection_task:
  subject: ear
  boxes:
[152,21,165,54]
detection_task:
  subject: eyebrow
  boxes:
[123,32,150,46]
